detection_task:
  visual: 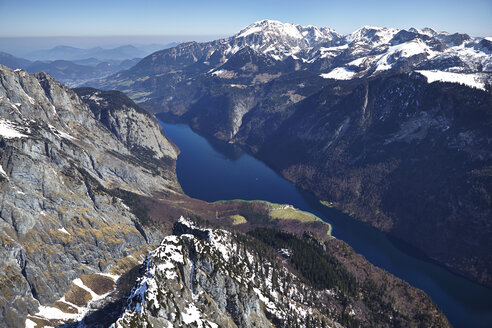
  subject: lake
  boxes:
[161,121,492,328]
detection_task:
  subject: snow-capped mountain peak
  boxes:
[94,19,491,92]
[346,25,401,46]
[236,19,305,39]
[409,27,438,37]
[228,20,342,60]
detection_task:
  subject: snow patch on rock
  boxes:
[48,124,76,140]
[416,70,486,90]
[321,67,356,80]
[0,119,29,139]
[58,227,71,235]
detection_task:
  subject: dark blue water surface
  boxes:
[161,122,492,328]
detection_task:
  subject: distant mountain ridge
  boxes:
[0,43,180,87]
[85,20,492,289]
[0,51,32,70]
[90,19,491,101]
[0,51,143,87]
[25,43,178,61]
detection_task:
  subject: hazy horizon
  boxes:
[0,35,227,58]
[2,23,491,59]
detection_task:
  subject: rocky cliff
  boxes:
[0,65,178,328]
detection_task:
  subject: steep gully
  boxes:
[159,121,492,328]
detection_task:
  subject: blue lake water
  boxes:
[161,121,492,328]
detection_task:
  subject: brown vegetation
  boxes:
[65,284,92,307]
[80,274,115,296]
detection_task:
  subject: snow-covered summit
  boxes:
[236,19,340,42]
[346,25,400,46]
[236,19,305,39]
[409,27,438,37]
[227,19,342,60]
[97,19,491,92]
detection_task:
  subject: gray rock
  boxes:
[0,65,179,328]
[111,217,343,328]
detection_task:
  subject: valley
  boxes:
[87,19,492,290]
[0,65,452,327]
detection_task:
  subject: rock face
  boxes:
[86,20,492,287]
[73,87,178,166]
[0,65,178,328]
[109,218,449,328]
[114,218,275,328]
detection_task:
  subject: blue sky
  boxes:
[0,0,491,38]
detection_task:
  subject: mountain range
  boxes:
[91,19,491,97]
[0,65,449,327]
[24,44,178,61]
[0,51,140,87]
[0,43,178,87]
[87,19,492,288]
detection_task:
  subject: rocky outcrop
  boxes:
[114,218,275,328]
[0,65,178,328]
[73,87,178,162]
[108,217,449,328]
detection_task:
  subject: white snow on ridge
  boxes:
[26,273,120,327]
[211,69,228,77]
[35,304,79,321]
[58,227,71,235]
[321,67,356,80]
[375,39,434,72]
[347,26,399,46]
[0,164,7,178]
[0,119,29,139]
[319,44,348,58]
[416,70,486,90]
[73,278,98,299]
[89,93,104,105]
[320,45,348,52]
[181,303,203,325]
[438,42,492,72]
[389,39,434,58]
[214,21,490,73]
[237,25,264,38]
[348,57,366,66]
[237,20,304,39]
[24,319,37,328]
[411,27,437,38]
[230,20,343,60]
